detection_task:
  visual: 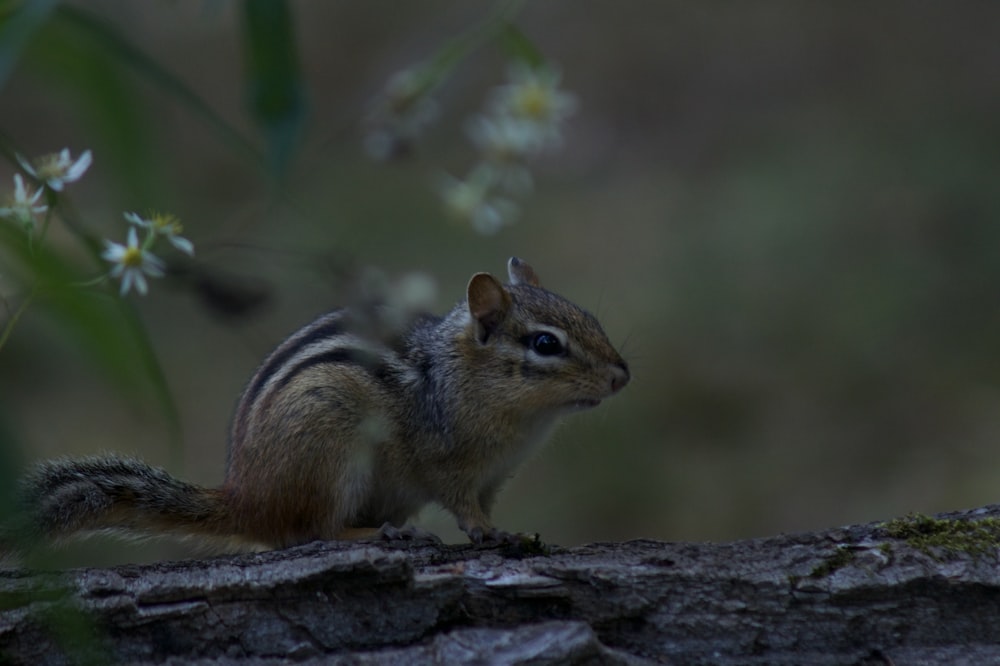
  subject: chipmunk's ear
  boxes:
[467,272,511,343]
[507,256,541,287]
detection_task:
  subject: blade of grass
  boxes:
[54,4,264,168]
[243,0,304,178]
[499,23,545,69]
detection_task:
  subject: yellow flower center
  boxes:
[35,155,65,180]
[513,83,552,120]
[151,212,182,235]
[122,246,144,268]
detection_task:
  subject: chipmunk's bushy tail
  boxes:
[15,454,238,548]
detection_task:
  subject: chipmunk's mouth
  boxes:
[569,399,602,410]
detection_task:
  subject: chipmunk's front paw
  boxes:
[377,522,442,544]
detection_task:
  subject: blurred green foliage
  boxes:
[242,0,303,176]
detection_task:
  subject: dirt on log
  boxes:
[4,505,1000,665]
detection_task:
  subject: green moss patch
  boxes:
[808,545,857,578]
[881,513,1000,561]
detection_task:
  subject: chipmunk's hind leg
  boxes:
[233,367,394,547]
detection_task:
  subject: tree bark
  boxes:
[4,505,1000,665]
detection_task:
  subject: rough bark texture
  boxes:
[4,505,1000,665]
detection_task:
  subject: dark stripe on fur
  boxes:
[17,455,227,541]
[274,348,391,393]
[242,314,345,411]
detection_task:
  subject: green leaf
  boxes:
[412,1,533,92]
[0,0,59,92]
[0,221,182,465]
[20,13,160,205]
[242,0,305,177]
[499,23,545,69]
[1,223,139,389]
[54,5,263,168]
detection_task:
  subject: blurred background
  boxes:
[1,1,999,565]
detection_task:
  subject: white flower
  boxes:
[377,271,439,334]
[438,167,518,235]
[17,148,93,191]
[392,272,437,313]
[0,174,47,231]
[101,227,166,296]
[488,63,577,142]
[124,211,194,255]
[467,114,546,162]
[465,115,541,195]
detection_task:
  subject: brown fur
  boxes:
[16,258,629,551]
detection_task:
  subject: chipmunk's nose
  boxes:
[608,362,630,394]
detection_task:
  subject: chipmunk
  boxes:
[16,257,629,552]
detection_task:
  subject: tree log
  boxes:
[4,505,1000,664]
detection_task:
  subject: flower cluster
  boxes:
[354,266,438,334]
[1,148,92,233]
[103,211,193,296]
[440,63,577,234]
[366,55,577,236]
[1,148,193,297]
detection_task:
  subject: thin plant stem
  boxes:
[0,284,36,353]
[31,196,56,256]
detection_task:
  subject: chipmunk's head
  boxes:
[464,257,629,412]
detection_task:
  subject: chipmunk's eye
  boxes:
[530,332,564,356]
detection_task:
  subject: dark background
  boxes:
[1,1,999,564]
